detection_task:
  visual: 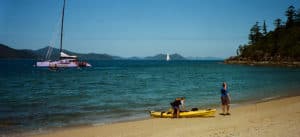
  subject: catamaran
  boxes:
[36,0,91,68]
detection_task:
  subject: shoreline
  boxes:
[24,95,300,137]
[224,60,300,67]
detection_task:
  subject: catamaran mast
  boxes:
[60,0,66,53]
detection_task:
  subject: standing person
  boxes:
[220,82,231,115]
[170,97,185,118]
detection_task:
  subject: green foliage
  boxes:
[248,22,263,45]
[262,20,267,35]
[295,9,300,26]
[236,5,300,61]
[285,5,296,28]
[274,18,282,29]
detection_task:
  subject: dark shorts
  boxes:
[172,106,179,114]
[221,96,230,105]
[173,106,179,110]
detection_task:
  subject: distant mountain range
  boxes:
[0,43,223,60]
[34,46,122,60]
[0,44,37,59]
[0,44,121,60]
[144,53,185,60]
[186,56,224,60]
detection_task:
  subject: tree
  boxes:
[295,9,300,26]
[237,45,242,56]
[274,18,282,29]
[248,22,263,44]
[232,5,300,63]
[262,20,267,35]
[285,5,296,28]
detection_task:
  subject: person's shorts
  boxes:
[221,96,230,105]
[172,106,179,113]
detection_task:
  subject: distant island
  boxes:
[225,5,300,67]
[0,43,223,61]
[0,44,121,60]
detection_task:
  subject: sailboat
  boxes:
[166,53,170,61]
[36,0,91,68]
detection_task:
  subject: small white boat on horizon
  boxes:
[166,53,170,61]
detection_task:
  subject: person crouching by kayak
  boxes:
[170,97,185,118]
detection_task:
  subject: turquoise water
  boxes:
[0,60,300,134]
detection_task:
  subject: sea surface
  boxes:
[1,60,300,134]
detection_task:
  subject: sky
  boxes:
[1,0,299,58]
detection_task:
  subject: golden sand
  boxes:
[31,96,300,137]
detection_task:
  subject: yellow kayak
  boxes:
[150,108,216,118]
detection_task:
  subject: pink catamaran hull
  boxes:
[36,60,91,68]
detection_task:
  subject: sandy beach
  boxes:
[30,96,300,137]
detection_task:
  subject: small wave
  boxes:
[261,96,281,102]
[92,123,105,126]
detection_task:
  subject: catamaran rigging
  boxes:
[36,0,91,68]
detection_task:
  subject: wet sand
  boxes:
[31,95,300,137]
